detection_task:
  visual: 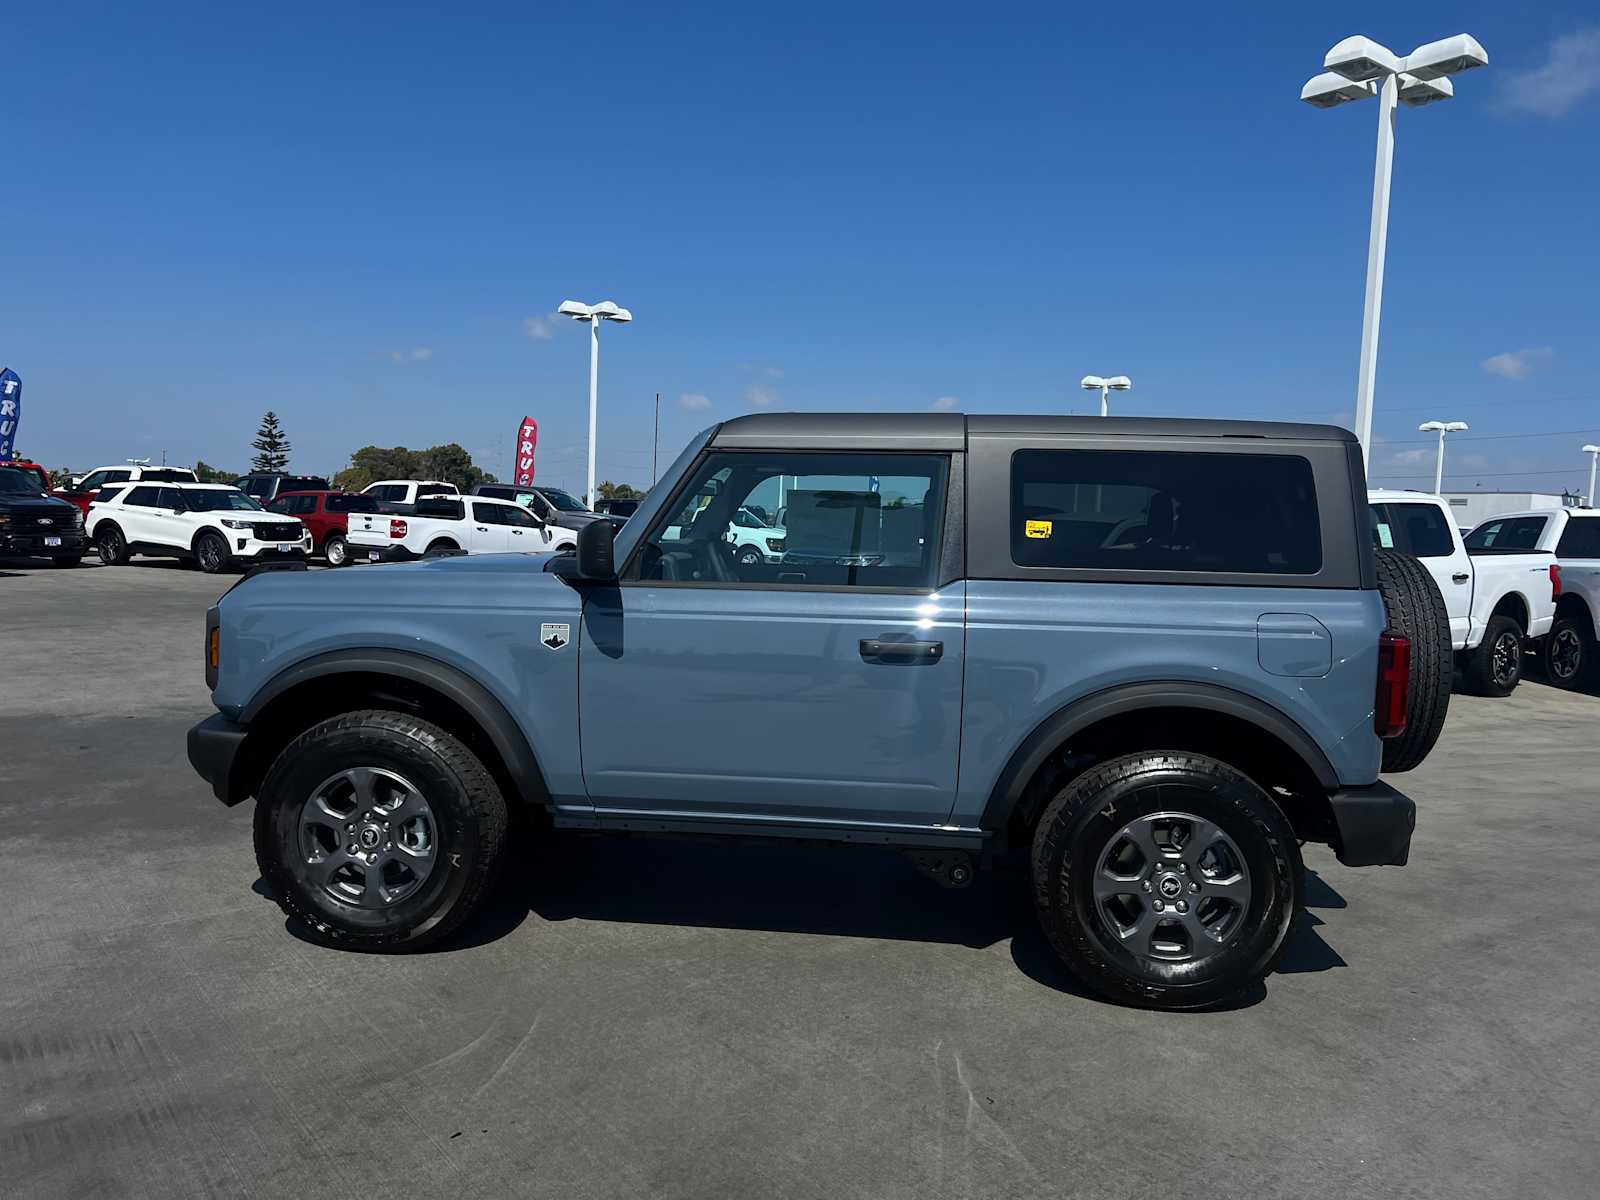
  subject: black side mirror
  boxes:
[575,517,617,581]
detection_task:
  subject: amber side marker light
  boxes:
[208,627,221,672]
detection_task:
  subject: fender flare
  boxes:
[240,648,551,806]
[979,680,1341,834]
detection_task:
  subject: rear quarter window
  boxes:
[1556,517,1600,559]
[1465,516,1548,551]
[1010,449,1321,575]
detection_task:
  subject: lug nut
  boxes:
[1189,881,1200,893]
[1141,880,1152,892]
[345,823,354,832]
[1178,863,1187,873]
[1152,900,1165,912]
[1176,901,1189,913]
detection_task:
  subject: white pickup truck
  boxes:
[346,495,577,563]
[1463,506,1600,691]
[1369,489,1558,696]
[359,479,459,514]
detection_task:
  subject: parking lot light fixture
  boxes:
[1583,444,1600,508]
[1080,374,1131,417]
[1302,33,1488,472]
[1419,420,1469,493]
[558,299,634,508]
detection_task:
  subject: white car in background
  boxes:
[1463,506,1600,692]
[360,479,460,513]
[1369,489,1557,696]
[86,482,311,573]
[345,494,577,563]
[664,505,787,564]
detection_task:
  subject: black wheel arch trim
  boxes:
[235,648,552,808]
[979,680,1342,834]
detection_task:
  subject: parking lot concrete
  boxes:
[2,556,1596,1199]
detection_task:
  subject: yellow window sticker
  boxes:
[1025,519,1053,539]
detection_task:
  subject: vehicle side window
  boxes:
[78,470,108,492]
[104,470,131,484]
[327,494,378,513]
[1389,503,1454,557]
[471,502,505,524]
[1465,516,1548,550]
[1556,518,1600,559]
[500,505,540,528]
[292,495,317,515]
[633,451,946,589]
[1369,504,1396,550]
[124,485,160,507]
[1011,450,1321,574]
[94,486,127,504]
[268,497,290,513]
[156,487,184,509]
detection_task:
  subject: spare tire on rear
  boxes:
[1374,549,1451,773]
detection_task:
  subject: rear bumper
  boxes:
[1328,781,1416,867]
[350,541,417,563]
[187,713,249,806]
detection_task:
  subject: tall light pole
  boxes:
[1418,420,1468,493]
[1583,444,1600,508]
[1080,374,1131,417]
[1301,33,1488,472]
[558,299,633,508]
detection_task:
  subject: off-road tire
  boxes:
[1545,613,1596,692]
[1031,751,1302,1010]
[1375,548,1451,772]
[425,539,459,556]
[195,531,231,574]
[253,710,508,951]
[1461,612,1525,698]
[324,534,348,567]
[95,524,129,565]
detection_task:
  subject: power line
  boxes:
[1384,427,1600,446]
[1371,467,1584,481]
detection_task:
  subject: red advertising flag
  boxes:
[513,417,538,486]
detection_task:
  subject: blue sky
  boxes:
[4,2,1598,494]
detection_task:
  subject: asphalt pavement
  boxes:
[2,556,1595,1198]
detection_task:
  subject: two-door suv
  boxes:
[188,415,1444,1008]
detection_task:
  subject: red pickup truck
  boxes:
[266,490,381,566]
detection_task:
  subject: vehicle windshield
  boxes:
[0,467,45,495]
[541,488,589,513]
[184,489,264,512]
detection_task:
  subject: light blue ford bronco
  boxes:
[188,414,1446,1008]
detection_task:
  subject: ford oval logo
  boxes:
[37,518,53,526]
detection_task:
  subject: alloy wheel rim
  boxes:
[328,540,345,565]
[1492,631,1521,687]
[1550,628,1581,679]
[98,530,119,560]
[297,767,438,908]
[1092,810,1252,964]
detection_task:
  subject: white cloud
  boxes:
[1496,28,1600,118]
[1389,448,1433,466]
[744,384,780,408]
[523,315,557,341]
[1481,346,1554,380]
[679,392,712,411]
[930,396,960,411]
[389,347,433,364]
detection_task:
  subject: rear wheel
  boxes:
[195,531,230,574]
[253,710,508,950]
[324,534,348,567]
[1374,549,1451,772]
[1461,613,1525,697]
[1031,751,1301,1010]
[1545,614,1596,692]
[95,524,129,565]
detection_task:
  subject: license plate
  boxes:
[368,551,380,562]
[45,536,62,547]
[277,543,296,553]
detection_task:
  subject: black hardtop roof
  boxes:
[709,412,1355,451]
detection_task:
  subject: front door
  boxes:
[578,448,964,827]
[468,502,513,553]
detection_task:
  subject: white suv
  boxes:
[87,482,312,573]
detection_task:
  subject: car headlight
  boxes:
[766,537,786,552]
[220,518,253,529]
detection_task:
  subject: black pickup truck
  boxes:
[0,465,88,566]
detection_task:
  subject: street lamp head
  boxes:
[591,301,633,324]
[1080,375,1105,390]
[1584,445,1600,456]
[558,300,592,319]
[1301,71,1379,108]
[1420,420,1469,433]
[1444,421,1468,433]
[1398,73,1454,107]
[559,299,633,323]
[1419,421,1445,432]
[1325,35,1402,82]
[1402,34,1488,81]
[1104,376,1132,391]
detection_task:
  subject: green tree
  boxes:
[597,480,643,500]
[332,443,495,493]
[250,411,292,472]
[194,460,237,484]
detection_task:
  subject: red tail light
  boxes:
[1550,563,1562,599]
[1375,632,1411,739]
[389,519,408,539]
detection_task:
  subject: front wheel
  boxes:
[194,531,231,574]
[1031,752,1302,1010]
[253,710,508,950]
[1545,614,1595,692]
[736,546,763,566]
[324,534,348,567]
